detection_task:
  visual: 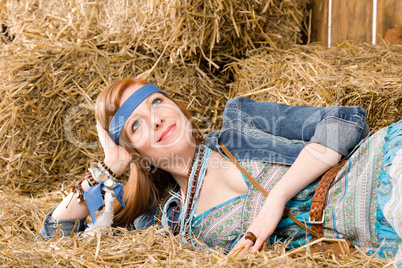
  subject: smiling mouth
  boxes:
[158,124,176,142]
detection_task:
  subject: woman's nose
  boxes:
[152,116,164,129]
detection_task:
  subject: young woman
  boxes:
[38,78,402,260]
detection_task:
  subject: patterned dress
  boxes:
[192,121,402,259]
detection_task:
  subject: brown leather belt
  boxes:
[309,159,348,240]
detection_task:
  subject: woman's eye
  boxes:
[152,98,162,107]
[132,121,141,132]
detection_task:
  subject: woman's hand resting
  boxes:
[231,143,341,254]
[231,192,286,253]
[97,121,130,176]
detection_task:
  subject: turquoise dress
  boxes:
[192,121,402,259]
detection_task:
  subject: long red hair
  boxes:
[95,78,193,227]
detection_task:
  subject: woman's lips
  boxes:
[158,124,176,142]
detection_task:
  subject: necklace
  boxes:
[183,141,204,222]
[179,141,212,235]
[153,138,212,236]
[154,139,201,228]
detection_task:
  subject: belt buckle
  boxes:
[309,209,326,224]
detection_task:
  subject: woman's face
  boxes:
[121,84,195,167]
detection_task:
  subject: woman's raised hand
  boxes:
[97,121,130,176]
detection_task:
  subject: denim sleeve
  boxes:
[133,206,157,230]
[134,198,181,232]
[309,108,370,156]
[227,97,369,156]
[35,208,87,241]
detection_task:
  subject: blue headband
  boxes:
[109,84,166,145]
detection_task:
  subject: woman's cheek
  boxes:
[132,126,152,149]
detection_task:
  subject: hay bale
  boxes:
[2,0,308,68]
[0,39,226,193]
[0,188,393,267]
[0,0,310,193]
[0,43,110,193]
[226,43,402,132]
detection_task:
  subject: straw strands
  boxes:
[227,43,402,132]
[0,0,308,193]
[0,0,401,266]
[0,41,226,193]
[1,0,309,67]
[0,188,394,267]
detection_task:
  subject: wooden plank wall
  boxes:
[377,0,402,43]
[310,0,402,46]
[331,0,373,45]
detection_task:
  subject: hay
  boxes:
[1,0,308,67]
[0,0,309,193]
[0,41,226,193]
[0,0,401,267]
[0,189,394,267]
[226,43,402,132]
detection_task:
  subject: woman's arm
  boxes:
[226,98,368,252]
[52,123,130,220]
[36,122,131,241]
[232,142,341,252]
[51,182,91,220]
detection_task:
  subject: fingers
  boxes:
[97,120,131,168]
[243,230,260,252]
[231,237,254,255]
[251,236,266,253]
[231,230,267,255]
[250,228,272,252]
[96,121,106,147]
[242,238,255,251]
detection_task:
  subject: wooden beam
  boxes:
[310,0,329,45]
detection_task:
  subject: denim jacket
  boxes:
[205,97,369,163]
[37,97,369,240]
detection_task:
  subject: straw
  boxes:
[0,0,400,266]
[0,189,393,267]
[226,43,402,132]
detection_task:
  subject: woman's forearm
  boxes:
[50,156,124,221]
[51,181,90,220]
[231,142,342,252]
[271,142,342,203]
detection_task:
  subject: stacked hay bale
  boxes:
[0,43,227,193]
[2,0,308,65]
[226,44,402,132]
[0,0,309,193]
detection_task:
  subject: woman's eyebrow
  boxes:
[127,94,155,121]
[126,107,140,121]
[147,92,162,102]
[145,95,153,105]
